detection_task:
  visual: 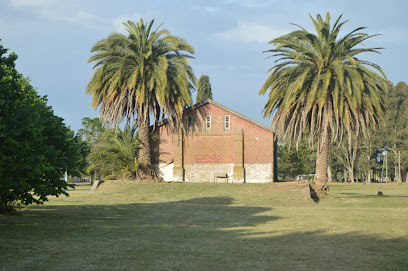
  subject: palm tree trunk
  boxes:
[137,109,152,167]
[315,127,330,193]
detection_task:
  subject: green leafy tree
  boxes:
[87,125,138,180]
[371,81,408,182]
[78,117,107,145]
[357,137,379,183]
[331,131,359,183]
[328,147,345,182]
[77,117,106,181]
[0,43,84,213]
[278,143,316,181]
[196,74,212,103]
[259,12,386,196]
[87,19,195,172]
[68,131,90,177]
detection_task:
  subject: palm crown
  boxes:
[87,19,195,128]
[259,12,387,148]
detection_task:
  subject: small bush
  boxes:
[0,201,22,215]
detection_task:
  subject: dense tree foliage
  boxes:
[196,74,212,103]
[355,81,408,183]
[372,82,408,181]
[259,12,386,195]
[0,43,86,213]
[86,125,139,180]
[77,117,107,145]
[278,81,408,184]
[277,143,315,181]
[87,19,195,172]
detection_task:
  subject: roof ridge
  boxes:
[153,98,273,132]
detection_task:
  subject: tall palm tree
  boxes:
[259,12,387,195]
[87,19,195,169]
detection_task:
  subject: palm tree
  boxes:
[87,125,139,180]
[87,19,195,170]
[259,12,387,195]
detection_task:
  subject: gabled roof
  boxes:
[155,98,273,133]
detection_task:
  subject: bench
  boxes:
[214,173,229,183]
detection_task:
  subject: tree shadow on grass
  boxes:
[1,197,408,271]
[335,192,408,198]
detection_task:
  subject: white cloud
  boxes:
[71,10,101,23]
[215,21,288,43]
[202,6,219,13]
[64,10,103,27]
[112,13,156,34]
[9,0,56,8]
[37,9,104,30]
[113,15,134,34]
[8,0,104,30]
[223,0,277,8]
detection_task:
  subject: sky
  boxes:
[1,0,407,132]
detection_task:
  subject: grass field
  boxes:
[1,181,408,270]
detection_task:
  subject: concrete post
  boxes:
[233,128,245,183]
[173,129,184,182]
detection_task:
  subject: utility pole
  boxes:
[379,150,387,196]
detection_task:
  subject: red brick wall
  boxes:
[151,125,174,165]
[152,102,274,166]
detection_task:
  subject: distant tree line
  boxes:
[278,81,408,183]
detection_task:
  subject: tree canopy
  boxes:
[279,81,408,184]
[196,74,212,103]
[0,42,85,213]
[86,125,139,180]
[77,117,108,145]
[277,143,316,181]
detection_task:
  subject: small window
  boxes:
[205,115,211,130]
[187,115,193,128]
[224,115,230,130]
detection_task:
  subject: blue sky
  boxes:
[1,0,407,132]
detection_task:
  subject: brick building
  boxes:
[151,99,277,183]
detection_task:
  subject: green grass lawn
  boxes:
[1,181,408,271]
